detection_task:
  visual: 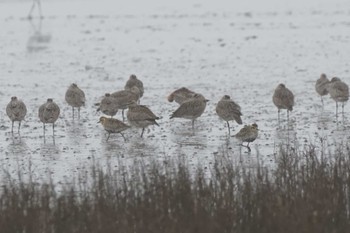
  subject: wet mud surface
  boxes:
[0,0,349,184]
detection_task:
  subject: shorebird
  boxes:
[98,116,130,141]
[328,77,349,117]
[170,93,209,130]
[124,74,144,100]
[38,98,60,134]
[235,123,259,152]
[315,73,329,106]
[272,83,294,122]
[6,96,27,133]
[97,93,119,118]
[111,86,140,121]
[127,102,159,138]
[167,87,196,105]
[65,83,85,119]
[216,95,242,135]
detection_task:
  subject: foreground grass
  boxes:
[1,145,350,233]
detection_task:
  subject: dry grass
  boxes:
[0,145,350,233]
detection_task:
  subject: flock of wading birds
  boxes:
[4,74,350,152]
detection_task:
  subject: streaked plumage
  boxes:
[167,87,196,105]
[124,74,144,98]
[272,83,294,122]
[328,77,349,117]
[65,83,86,119]
[97,93,119,118]
[235,123,259,152]
[6,96,27,133]
[111,86,140,120]
[127,102,159,138]
[315,73,329,105]
[170,93,209,130]
[38,98,60,134]
[98,116,130,141]
[216,95,242,135]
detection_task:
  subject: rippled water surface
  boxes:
[0,0,349,184]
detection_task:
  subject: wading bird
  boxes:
[6,96,27,133]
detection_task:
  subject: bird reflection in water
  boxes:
[28,0,42,20]
[26,18,51,53]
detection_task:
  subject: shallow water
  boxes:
[0,0,349,184]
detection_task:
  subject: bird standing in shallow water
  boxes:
[328,77,349,117]
[65,83,85,119]
[124,74,144,101]
[38,98,60,135]
[167,87,196,105]
[97,93,119,118]
[272,83,294,123]
[170,93,209,131]
[98,116,130,141]
[235,123,258,152]
[216,95,242,135]
[6,96,27,133]
[127,102,159,138]
[315,73,329,106]
[111,86,140,121]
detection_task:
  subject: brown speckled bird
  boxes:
[272,83,294,122]
[6,96,27,133]
[235,123,258,152]
[65,83,85,119]
[328,77,349,117]
[216,95,242,135]
[98,116,130,141]
[38,98,60,134]
[167,87,196,105]
[127,102,159,138]
[315,73,329,106]
[170,93,209,130]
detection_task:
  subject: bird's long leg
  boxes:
[52,123,55,137]
[192,119,195,131]
[321,96,324,107]
[106,132,111,141]
[120,133,126,142]
[11,121,14,133]
[336,101,338,118]
[287,110,290,124]
[342,102,345,116]
[78,107,81,119]
[247,142,251,152]
[18,121,21,133]
[226,121,230,135]
[72,107,75,120]
[140,128,145,138]
[278,109,280,124]
[122,110,125,122]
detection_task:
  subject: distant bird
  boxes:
[38,98,60,134]
[328,77,349,117]
[127,102,159,138]
[111,86,140,121]
[6,96,27,133]
[272,83,294,122]
[167,87,196,105]
[170,93,209,130]
[98,116,130,141]
[124,74,144,99]
[315,73,329,106]
[65,83,85,119]
[235,123,259,152]
[216,95,242,135]
[97,93,119,118]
